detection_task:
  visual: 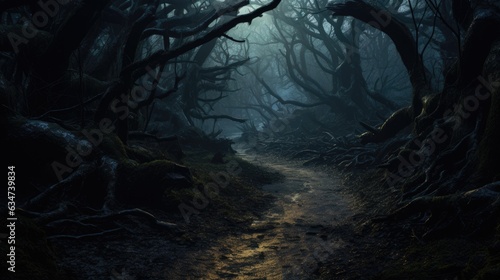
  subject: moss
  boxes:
[125,145,166,163]
[98,133,129,160]
[166,150,280,224]
[234,157,285,185]
[117,159,192,205]
[163,187,202,211]
[183,152,284,187]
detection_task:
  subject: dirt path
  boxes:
[164,150,357,279]
[51,149,363,280]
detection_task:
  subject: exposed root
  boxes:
[47,228,124,240]
[358,107,412,144]
[8,118,189,246]
[81,208,178,230]
[22,162,97,211]
[389,182,500,238]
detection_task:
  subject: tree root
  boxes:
[22,162,97,211]
[388,182,500,239]
[39,207,178,240]
[8,118,190,244]
[81,208,178,230]
[47,228,124,240]
[358,107,412,144]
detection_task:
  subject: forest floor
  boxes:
[47,147,407,280]
[7,142,492,280]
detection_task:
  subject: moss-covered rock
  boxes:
[125,145,165,163]
[117,160,193,205]
[97,133,129,161]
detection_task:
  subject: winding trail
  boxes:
[166,149,357,279]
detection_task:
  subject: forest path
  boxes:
[166,149,357,279]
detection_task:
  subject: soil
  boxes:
[45,148,405,280]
